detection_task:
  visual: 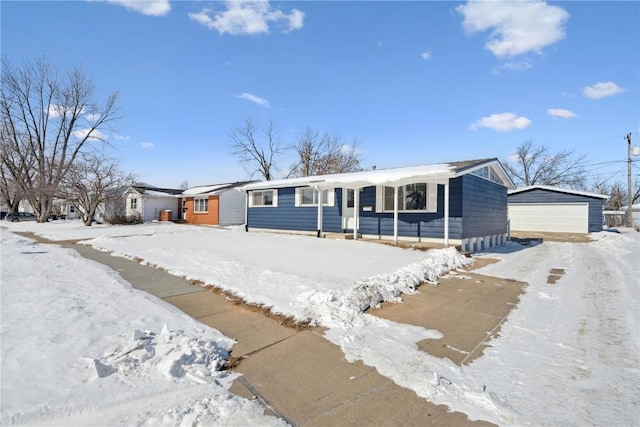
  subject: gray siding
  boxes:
[460,174,508,238]
[508,189,603,232]
[218,189,246,226]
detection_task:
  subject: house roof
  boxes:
[508,185,609,199]
[242,158,513,191]
[125,185,183,197]
[181,181,256,196]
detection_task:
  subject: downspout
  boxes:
[353,188,359,240]
[444,182,450,247]
[393,185,399,243]
[244,190,249,232]
[316,186,323,238]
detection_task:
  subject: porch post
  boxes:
[444,182,450,247]
[393,185,399,243]
[353,188,359,240]
[316,188,323,238]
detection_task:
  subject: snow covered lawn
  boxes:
[2,220,639,426]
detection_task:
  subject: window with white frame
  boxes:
[194,197,208,213]
[130,197,138,210]
[294,187,335,207]
[249,190,278,207]
[377,183,438,213]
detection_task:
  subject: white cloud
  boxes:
[421,51,432,60]
[236,92,271,108]
[188,0,304,35]
[112,134,130,141]
[140,142,154,149]
[583,81,626,99]
[96,0,171,17]
[470,112,532,132]
[72,128,107,141]
[457,0,568,57]
[500,58,532,71]
[547,108,576,119]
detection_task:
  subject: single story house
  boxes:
[242,158,515,252]
[508,185,608,234]
[124,184,183,222]
[178,181,254,226]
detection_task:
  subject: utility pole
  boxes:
[627,132,633,227]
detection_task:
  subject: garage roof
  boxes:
[508,185,609,199]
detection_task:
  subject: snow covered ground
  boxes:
[1,220,638,426]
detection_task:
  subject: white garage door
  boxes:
[509,203,589,233]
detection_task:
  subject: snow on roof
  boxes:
[242,162,464,191]
[181,181,257,196]
[182,184,229,195]
[508,185,609,199]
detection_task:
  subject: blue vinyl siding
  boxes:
[248,187,342,232]
[354,186,463,239]
[248,176,509,239]
[508,189,604,232]
[460,174,509,238]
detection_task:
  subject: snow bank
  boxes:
[0,229,286,427]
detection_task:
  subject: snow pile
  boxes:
[297,247,473,326]
[89,324,230,383]
[0,229,284,427]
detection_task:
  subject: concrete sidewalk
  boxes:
[30,234,495,426]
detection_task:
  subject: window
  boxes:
[471,165,506,186]
[295,188,335,207]
[249,190,278,207]
[130,198,138,210]
[378,183,437,213]
[194,197,208,213]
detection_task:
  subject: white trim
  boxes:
[508,185,609,199]
[378,182,438,213]
[294,187,335,207]
[193,196,209,213]
[248,189,278,207]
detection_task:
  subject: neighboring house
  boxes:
[123,184,182,222]
[178,181,255,226]
[508,185,608,234]
[603,210,625,228]
[242,158,515,252]
[620,203,640,228]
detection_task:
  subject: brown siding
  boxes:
[184,195,219,225]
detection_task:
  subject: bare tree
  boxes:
[0,55,121,222]
[593,181,625,210]
[229,117,283,181]
[504,140,587,189]
[60,153,134,226]
[288,127,363,177]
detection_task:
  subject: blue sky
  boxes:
[2,0,639,188]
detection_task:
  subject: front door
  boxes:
[341,189,358,230]
[182,199,187,220]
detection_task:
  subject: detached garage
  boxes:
[508,186,608,234]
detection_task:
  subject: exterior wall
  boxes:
[247,185,463,240]
[248,187,342,232]
[219,190,247,226]
[508,189,603,233]
[125,192,142,219]
[460,174,509,238]
[355,186,463,240]
[141,196,179,222]
[184,196,219,225]
[246,177,509,250]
